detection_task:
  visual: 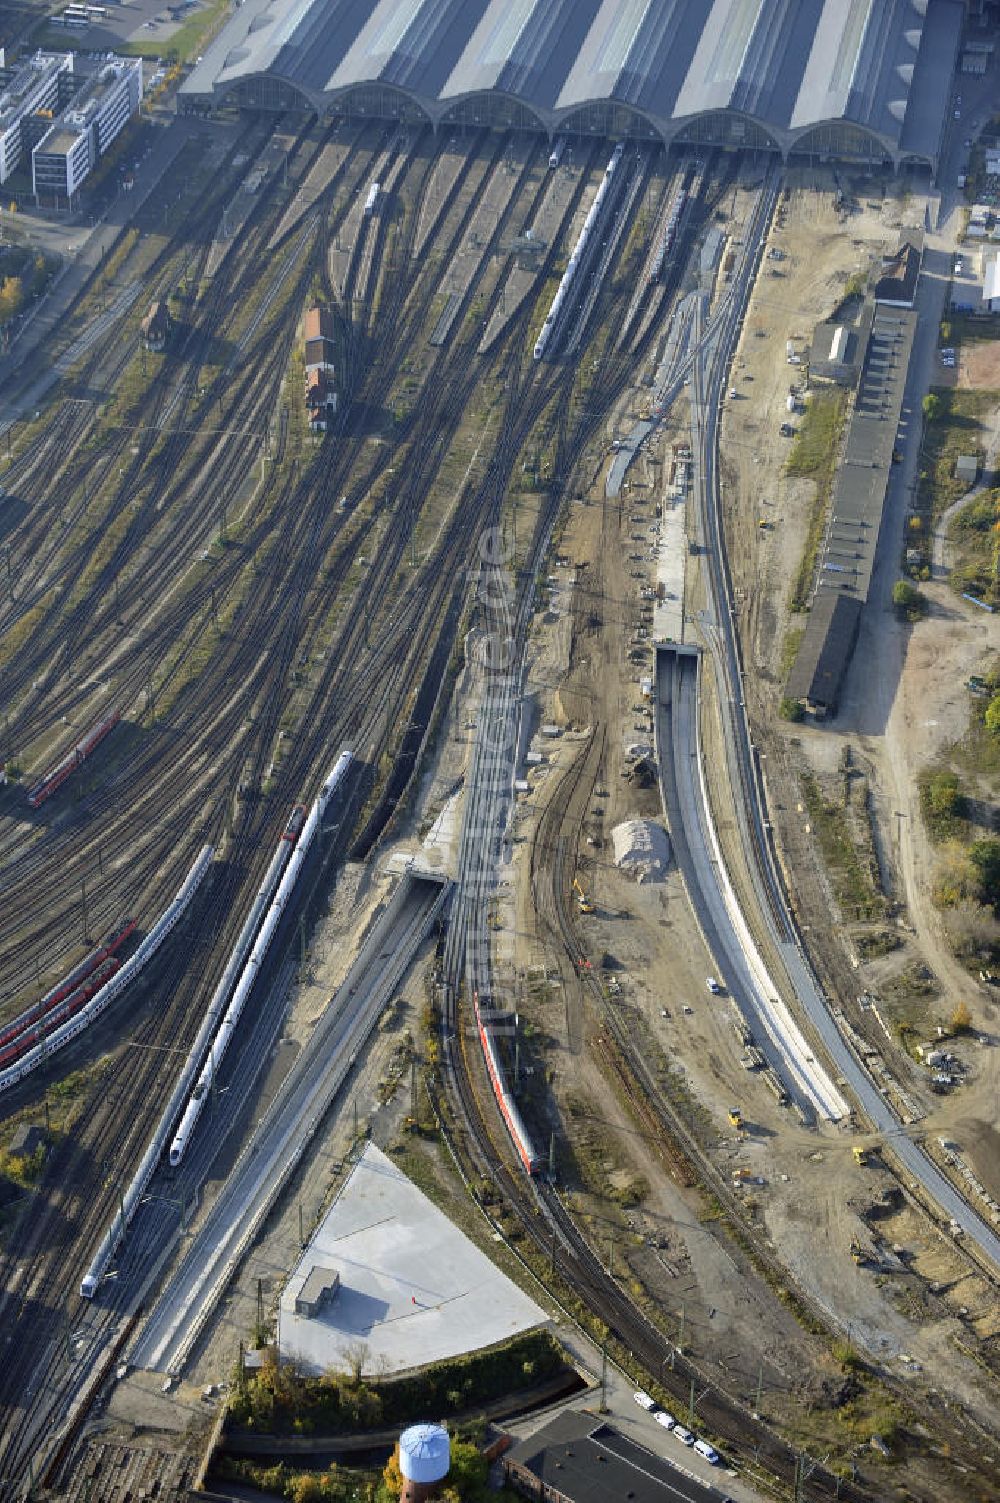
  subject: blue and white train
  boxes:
[647,187,688,283]
[533,143,625,363]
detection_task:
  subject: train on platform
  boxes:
[168,751,353,1167]
[533,142,624,363]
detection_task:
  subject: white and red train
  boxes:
[473,991,542,1174]
[0,918,136,1065]
[26,709,121,809]
[82,753,352,1299]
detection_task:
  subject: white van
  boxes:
[694,1438,720,1464]
[633,1390,656,1412]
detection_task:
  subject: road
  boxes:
[681,162,1000,1274]
[655,644,844,1121]
[131,868,448,1375]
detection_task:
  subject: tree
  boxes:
[950,1000,973,1033]
[382,1447,403,1494]
[0,275,22,323]
[340,1339,370,1385]
[892,579,926,620]
[922,392,941,422]
[933,841,976,906]
[985,693,1000,735]
[942,899,1000,961]
[969,838,1000,907]
[928,770,961,817]
[779,694,805,722]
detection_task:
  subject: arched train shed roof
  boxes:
[181,0,963,171]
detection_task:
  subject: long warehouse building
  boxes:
[180,0,964,173]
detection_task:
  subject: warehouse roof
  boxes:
[181,0,961,168]
[785,592,862,714]
[787,304,916,716]
[504,1411,723,1503]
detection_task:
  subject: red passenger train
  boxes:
[26,710,121,809]
[0,918,136,1055]
[0,957,120,1071]
[473,992,543,1174]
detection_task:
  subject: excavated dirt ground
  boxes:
[504,161,1000,1495]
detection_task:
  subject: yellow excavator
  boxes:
[573,877,594,914]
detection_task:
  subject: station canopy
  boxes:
[181,0,962,170]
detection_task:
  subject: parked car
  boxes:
[634,1391,656,1412]
[654,1410,676,1430]
[673,1425,694,1446]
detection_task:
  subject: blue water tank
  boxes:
[399,1423,450,1483]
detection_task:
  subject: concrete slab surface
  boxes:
[278,1143,547,1377]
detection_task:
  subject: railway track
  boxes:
[429,164,887,1501]
[0,124,588,1487]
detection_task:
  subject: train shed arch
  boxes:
[437,91,549,136]
[554,100,662,146]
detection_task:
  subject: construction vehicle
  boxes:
[728,1107,743,1129]
[573,877,594,914]
[852,1145,869,1167]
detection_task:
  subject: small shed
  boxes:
[140,301,170,352]
[295,1266,340,1318]
[8,1124,45,1159]
[956,454,979,485]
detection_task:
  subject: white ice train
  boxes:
[167,750,353,1168]
[533,142,624,362]
[548,137,566,170]
[0,846,213,1099]
[80,755,352,1300]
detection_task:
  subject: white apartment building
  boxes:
[32,56,142,203]
[0,52,74,184]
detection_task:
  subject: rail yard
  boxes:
[0,7,998,1500]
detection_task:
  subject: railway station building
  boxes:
[180,0,965,176]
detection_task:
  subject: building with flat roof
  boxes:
[294,1265,341,1318]
[277,1143,547,1377]
[32,55,141,204]
[0,51,74,184]
[787,304,917,717]
[179,0,963,174]
[503,1411,724,1503]
[810,301,874,386]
